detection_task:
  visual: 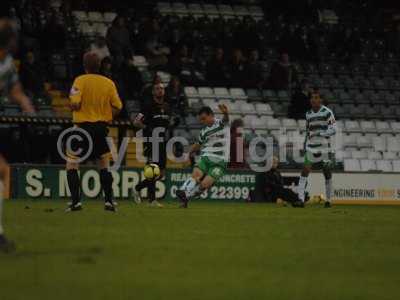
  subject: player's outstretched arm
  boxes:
[218,104,229,124]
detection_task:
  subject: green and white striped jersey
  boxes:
[198,118,230,162]
[305,105,337,153]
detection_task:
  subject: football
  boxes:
[143,163,161,180]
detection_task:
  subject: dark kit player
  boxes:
[65,52,123,212]
[133,82,173,207]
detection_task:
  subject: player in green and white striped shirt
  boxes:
[297,93,337,208]
[177,105,230,208]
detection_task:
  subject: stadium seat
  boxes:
[184,86,198,97]
[390,121,400,133]
[344,120,361,133]
[203,4,219,15]
[187,3,204,16]
[229,88,247,100]
[392,160,400,172]
[266,118,281,130]
[104,12,117,23]
[344,159,361,172]
[376,160,393,172]
[372,136,387,152]
[277,90,290,101]
[360,159,377,171]
[376,121,392,133]
[254,103,273,116]
[213,87,230,99]
[281,118,298,131]
[387,139,400,152]
[198,87,214,98]
[88,11,104,22]
[382,152,397,160]
[367,151,383,160]
[172,3,188,15]
[337,149,352,160]
[242,115,253,128]
[360,120,376,133]
[133,56,149,68]
[251,116,270,129]
[297,120,307,131]
[233,5,249,16]
[357,136,372,148]
[72,11,88,22]
[217,4,234,16]
[239,102,256,115]
[246,89,262,101]
[187,98,202,111]
[351,150,368,159]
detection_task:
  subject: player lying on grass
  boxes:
[297,90,337,208]
[177,105,230,208]
[0,19,35,252]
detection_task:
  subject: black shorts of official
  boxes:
[66,122,110,162]
[143,140,167,170]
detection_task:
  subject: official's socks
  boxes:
[100,169,114,204]
[298,176,308,202]
[0,180,4,235]
[67,169,81,205]
[325,179,332,203]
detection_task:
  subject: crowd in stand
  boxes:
[1,0,400,165]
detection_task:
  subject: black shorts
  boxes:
[66,122,110,162]
[144,140,167,170]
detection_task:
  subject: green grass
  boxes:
[1,201,400,300]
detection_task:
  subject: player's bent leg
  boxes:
[177,167,204,208]
[98,154,117,212]
[199,175,216,191]
[65,159,82,212]
[323,164,333,208]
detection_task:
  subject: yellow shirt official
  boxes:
[70,74,123,123]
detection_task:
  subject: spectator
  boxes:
[141,75,162,106]
[165,76,186,114]
[168,44,193,76]
[227,48,246,87]
[144,18,170,68]
[268,51,298,90]
[244,49,263,88]
[118,58,143,100]
[106,16,132,67]
[19,51,47,100]
[100,57,113,79]
[41,11,66,58]
[288,79,312,119]
[206,47,227,86]
[90,37,110,62]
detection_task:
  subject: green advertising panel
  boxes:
[10,165,256,201]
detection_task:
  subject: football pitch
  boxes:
[1,201,399,300]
